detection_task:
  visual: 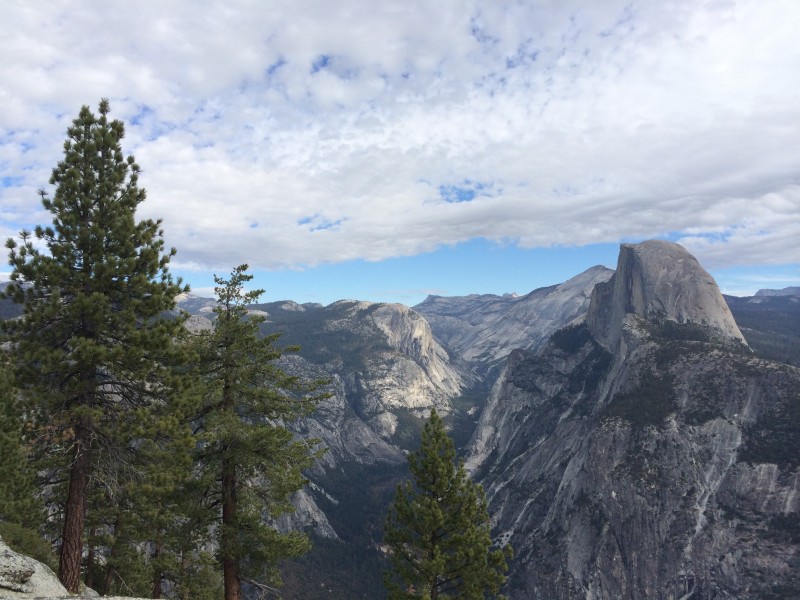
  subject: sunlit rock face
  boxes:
[587,240,746,352]
[469,241,800,599]
[357,302,467,416]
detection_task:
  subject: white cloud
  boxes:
[1,0,799,276]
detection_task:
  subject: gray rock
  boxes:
[755,286,800,297]
[468,241,800,599]
[0,535,66,598]
[587,240,746,351]
[182,313,212,333]
[0,542,35,593]
[416,265,614,376]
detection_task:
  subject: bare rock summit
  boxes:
[587,240,745,350]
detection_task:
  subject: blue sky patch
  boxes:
[298,215,344,231]
[1,176,23,188]
[130,105,154,126]
[439,180,494,203]
[266,58,286,78]
[311,54,331,73]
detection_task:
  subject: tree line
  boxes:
[0,101,510,599]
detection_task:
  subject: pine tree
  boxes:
[384,409,512,600]
[1,99,188,593]
[0,358,38,525]
[0,356,50,565]
[191,265,325,600]
[84,384,202,598]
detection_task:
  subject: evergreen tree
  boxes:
[384,409,512,599]
[0,356,50,565]
[1,99,188,593]
[191,265,324,600]
[0,358,38,525]
[84,385,202,599]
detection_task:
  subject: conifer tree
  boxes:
[191,265,324,600]
[84,387,202,598]
[384,409,512,599]
[1,99,188,593]
[0,357,45,541]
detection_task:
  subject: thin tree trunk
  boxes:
[221,363,241,600]
[222,458,242,600]
[151,532,163,598]
[59,417,92,593]
[179,551,189,600]
[222,456,241,600]
[429,531,439,600]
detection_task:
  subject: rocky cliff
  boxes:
[468,241,800,599]
[415,266,613,376]
[586,240,745,351]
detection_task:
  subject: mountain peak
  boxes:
[587,240,745,349]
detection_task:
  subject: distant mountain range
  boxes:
[755,286,800,297]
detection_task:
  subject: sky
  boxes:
[1,0,799,306]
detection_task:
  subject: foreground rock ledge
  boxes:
[0,535,147,600]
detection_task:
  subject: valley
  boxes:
[2,241,798,599]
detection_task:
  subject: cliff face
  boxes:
[415,266,613,376]
[350,302,468,435]
[468,242,800,599]
[586,241,745,351]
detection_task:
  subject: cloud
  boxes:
[1,0,799,276]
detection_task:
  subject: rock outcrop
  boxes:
[0,535,149,599]
[587,240,745,351]
[468,241,800,599]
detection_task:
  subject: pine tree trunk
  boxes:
[429,530,439,600]
[151,533,163,598]
[221,370,241,600]
[59,417,92,593]
[222,458,241,600]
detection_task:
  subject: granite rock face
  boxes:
[468,242,800,599]
[0,535,90,599]
[587,240,745,351]
[223,300,466,541]
[415,266,613,377]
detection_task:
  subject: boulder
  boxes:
[0,534,68,598]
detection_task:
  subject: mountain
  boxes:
[0,282,23,321]
[755,286,800,297]
[466,241,800,599]
[414,265,613,377]
[175,286,611,598]
[175,298,476,598]
[725,294,800,367]
[5,242,798,599]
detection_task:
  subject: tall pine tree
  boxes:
[191,265,325,600]
[2,99,188,593]
[384,409,512,599]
